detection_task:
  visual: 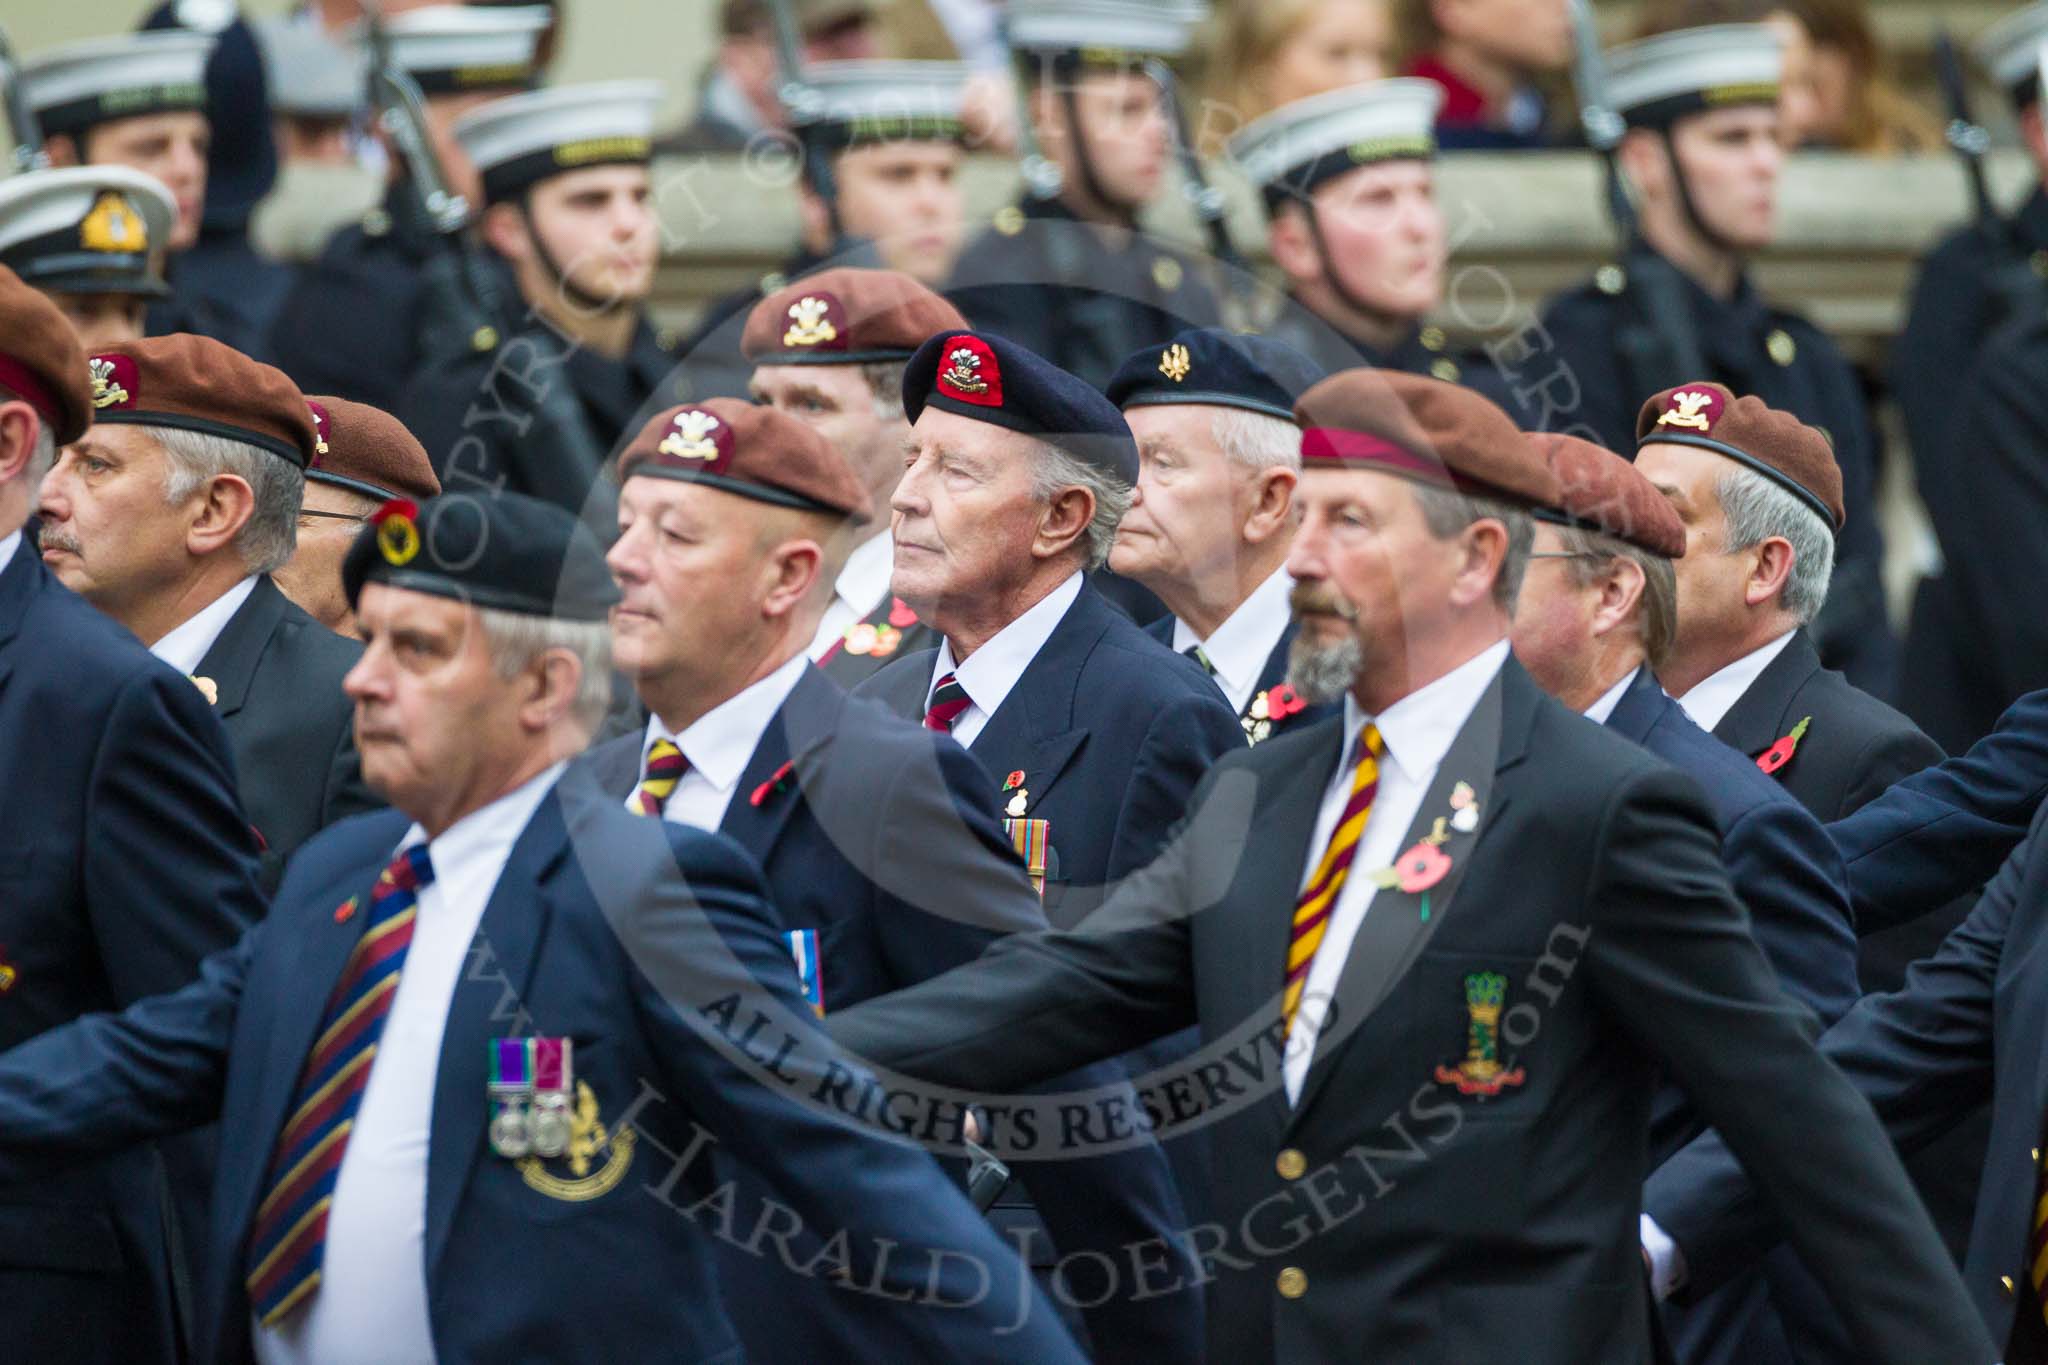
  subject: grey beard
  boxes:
[1287,631,1363,706]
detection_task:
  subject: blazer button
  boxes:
[1277,1267,1308,1299]
[2033,1147,2041,1163]
[1276,1149,1307,1180]
[2002,1275,2016,1298]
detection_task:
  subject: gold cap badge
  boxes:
[80,192,148,254]
[1657,389,1717,432]
[88,357,129,408]
[658,409,723,461]
[1158,344,1191,383]
[783,296,839,348]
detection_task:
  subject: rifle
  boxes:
[0,23,51,174]
[1934,27,2044,330]
[1568,0,1706,392]
[765,0,841,237]
[1143,56,1254,325]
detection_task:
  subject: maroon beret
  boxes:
[742,267,967,365]
[1292,368,1557,508]
[0,264,92,445]
[1635,382,1843,532]
[306,396,442,503]
[1528,432,1686,559]
[620,399,873,523]
[86,334,318,468]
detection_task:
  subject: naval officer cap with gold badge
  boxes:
[452,80,663,209]
[0,167,176,340]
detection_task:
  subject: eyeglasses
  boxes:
[1525,551,1607,562]
[298,509,369,525]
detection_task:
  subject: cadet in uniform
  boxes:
[1226,77,1508,402]
[944,0,1221,390]
[0,266,263,1365]
[676,58,973,400]
[397,80,680,522]
[1519,23,1895,694]
[274,396,442,639]
[0,166,176,350]
[1103,326,1337,740]
[829,368,1995,1365]
[37,334,376,886]
[266,5,548,411]
[741,267,958,686]
[0,490,1086,1365]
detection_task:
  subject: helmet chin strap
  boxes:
[1301,201,1406,342]
[517,193,629,317]
[1656,129,1745,260]
[1056,80,1142,227]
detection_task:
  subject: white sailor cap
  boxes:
[1974,3,2048,105]
[787,61,970,147]
[253,18,365,121]
[1605,23,1784,128]
[1006,0,1206,65]
[19,31,214,139]
[455,80,663,205]
[0,166,176,298]
[1228,78,1441,212]
[368,4,550,96]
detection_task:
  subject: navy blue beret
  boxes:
[343,490,620,621]
[1105,328,1324,422]
[903,328,1138,486]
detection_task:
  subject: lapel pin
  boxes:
[189,674,218,705]
[749,759,797,808]
[1005,788,1029,819]
[1757,716,1811,776]
[888,597,919,628]
[333,895,358,924]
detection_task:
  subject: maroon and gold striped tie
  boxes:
[1283,724,1383,1034]
[629,738,688,817]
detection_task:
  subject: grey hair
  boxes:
[1410,484,1535,612]
[1209,408,1301,473]
[1549,523,1680,669]
[1715,466,1835,624]
[25,423,55,487]
[476,607,614,735]
[860,360,909,422]
[155,426,304,575]
[1028,438,1133,571]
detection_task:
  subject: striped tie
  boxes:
[245,845,435,1328]
[2028,1144,2048,1334]
[1283,724,1383,1034]
[924,672,972,732]
[1182,644,1216,677]
[629,738,688,817]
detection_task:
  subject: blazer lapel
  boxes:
[719,668,843,860]
[0,534,38,695]
[424,793,571,1278]
[1601,665,1666,747]
[967,585,1112,804]
[1288,666,1522,1126]
[194,577,288,719]
[1710,630,1821,759]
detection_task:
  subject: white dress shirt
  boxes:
[1673,630,1796,733]
[253,761,566,1365]
[1284,639,1510,1104]
[925,572,1083,748]
[807,530,895,661]
[642,652,810,831]
[0,529,20,575]
[150,574,259,674]
[1581,669,1640,727]
[1170,568,1294,717]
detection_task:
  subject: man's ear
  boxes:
[1033,485,1096,560]
[1617,128,1668,201]
[762,537,825,618]
[0,404,40,486]
[1744,536,1797,608]
[1243,466,1297,544]
[44,133,82,168]
[183,472,258,560]
[1267,205,1322,286]
[479,201,530,263]
[1591,556,1648,641]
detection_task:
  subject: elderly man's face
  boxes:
[344,584,533,823]
[890,407,1047,617]
[1112,403,1257,596]
[1634,440,1752,657]
[274,483,377,636]
[36,425,192,614]
[1509,520,1602,702]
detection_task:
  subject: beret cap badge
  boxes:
[374,498,422,567]
[88,355,130,409]
[941,346,990,395]
[1657,388,1722,432]
[782,295,840,348]
[658,409,724,461]
[80,192,147,254]
[1158,343,1192,383]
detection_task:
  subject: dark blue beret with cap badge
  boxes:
[903,328,1139,486]
[342,490,619,621]
[1105,327,1323,422]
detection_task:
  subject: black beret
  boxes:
[903,328,1138,486]
[1105,328,1323,422]
[342,491,619,621]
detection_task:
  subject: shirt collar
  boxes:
[930,572,1084,717]
[0,529,19,575]
[648,652,810,795]
[1582,668,1640,726]
[150,574,260,676]
[1674,630,1796,733]
[834,529,894,617]
[396,759,567,867]
[1340,639,1510,788]
[1171,568,1294,701]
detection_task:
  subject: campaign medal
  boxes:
[488,1037,534,1159]
[529,1037,575,1159]
[786,929,825,1017]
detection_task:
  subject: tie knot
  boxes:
[380,843,436,897]
[643,738,686,779]
[1353,723,1384,767]
[1182,643,1216,678]
[924,671,972,732]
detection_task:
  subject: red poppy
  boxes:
[333,897,358,924]
[1395,842,1453,893]
[888,598,919,628]
[1268,684,1307,719]
[1003,770,1026,791]
[1756,716,1812,775]
[750,759,797,807]
[373,497,419,526]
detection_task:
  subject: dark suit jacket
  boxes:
[585,665,1201,1362]
[817,590,944,695]
[0,534,264,1365]
[1829,686,2048,932]
[0,771,1084,1365]
[828,657,1993,1365]
[857,580,1246,929]
[1647,799,2048,1359]
[195,575,377,888]
[1142,614,1336,743]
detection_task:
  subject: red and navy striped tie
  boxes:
[924,671,972,731]
[245,844,435,1327]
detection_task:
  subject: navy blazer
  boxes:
[586,665,1203,1362]
[1142,613,1336,743]
[858,580,1245,928]
[1647,798,2048,1358]
[1830,686,2048,934]
[0,534,264,1365]
[0,770,1083,1365]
